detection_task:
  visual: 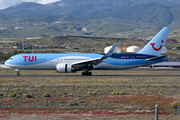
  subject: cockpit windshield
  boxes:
[9,58,13,60]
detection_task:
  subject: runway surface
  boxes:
[1,75,180,78]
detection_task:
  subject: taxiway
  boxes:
[1,75,180,78]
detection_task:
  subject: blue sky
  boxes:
[0,0,61,10]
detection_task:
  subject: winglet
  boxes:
[102,45,116,59]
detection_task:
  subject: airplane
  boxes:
[5,27,171,76]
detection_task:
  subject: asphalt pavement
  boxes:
[0,74,180,78]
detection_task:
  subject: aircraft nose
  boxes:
[4,59,10,65]
[4,60,8,65]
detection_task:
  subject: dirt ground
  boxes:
[0,69,180,119]
[1,114,180,120]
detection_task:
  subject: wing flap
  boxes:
[72,57,102,67]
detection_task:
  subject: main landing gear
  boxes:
[82,66,93,76]
[82,72,92,76]
[15,69,20,76]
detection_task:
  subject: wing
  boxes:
[72,45,116,68]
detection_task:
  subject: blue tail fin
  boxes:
[138,27,171,56]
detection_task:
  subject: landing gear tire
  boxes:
[88,72,92,75]
[82,72,85,76]
[16,72,20,76]
[82,72,92,76]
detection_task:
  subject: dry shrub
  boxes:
[9,93,16,98]
[23,93,32,98]
[170,100,180,108]
[42,93,50,97]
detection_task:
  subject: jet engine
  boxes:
[56,63,75,73]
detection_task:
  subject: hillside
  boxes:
[0,2,43,17]
[0,1,180,38]
[1,0,180,17]
[112,3,173,24]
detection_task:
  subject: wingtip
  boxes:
[112,44,116,48]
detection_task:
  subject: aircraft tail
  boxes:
[138,27,171,56]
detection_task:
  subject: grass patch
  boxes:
[170,100,180,108]
[68,102,78,106]
[68,93,73,97]
[87,91,92,95]
[0,93,3,98]
[112,91,126,95]
[23,93,32,98]
[14,88,20,91]
[9,93,16,98]
[42,93,50,97]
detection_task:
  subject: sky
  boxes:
[0,0,61,10]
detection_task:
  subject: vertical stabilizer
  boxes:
[138,27,171,56]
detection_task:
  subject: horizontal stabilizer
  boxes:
[145,55,167,61]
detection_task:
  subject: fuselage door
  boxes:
[19,57,22,63]
[131,56,135,63]
[49,57,54,63]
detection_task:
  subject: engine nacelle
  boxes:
[56,64,75,73]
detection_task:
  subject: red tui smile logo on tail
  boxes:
[150,40,164,51]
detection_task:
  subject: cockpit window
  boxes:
[9,58,13,60]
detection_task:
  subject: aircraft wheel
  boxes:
[16,72,20,76]
[82,72,85,76]
[82,72,92,76]
[88,72,92,76]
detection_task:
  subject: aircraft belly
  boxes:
[94,63,137,70]
[9,63,56,70]
[94,62,152,70]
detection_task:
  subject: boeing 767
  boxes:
[5,27,171,76]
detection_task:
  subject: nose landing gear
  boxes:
[15,69,20,76]
[16,71,20,76]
